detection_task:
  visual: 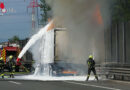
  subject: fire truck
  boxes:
[0,45,20,63]
[0,44,21,71]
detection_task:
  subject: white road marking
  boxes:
[63,81,121,90]
[8,81,22,85]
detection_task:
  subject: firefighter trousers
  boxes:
[86,68,98,81]
[0,66,4,73]
[0,66,4,78]
[9,67,15,78]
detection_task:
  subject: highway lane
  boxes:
[0,80,129,90]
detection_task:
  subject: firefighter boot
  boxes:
[12,74,14,78]
[95,75,98,81]
[10,73,14,78]
[10,73,13,78]
[1,74,4,79]
[86,75,90,81]
[10,74,12,78]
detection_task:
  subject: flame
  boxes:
[47,19,55,31]
[62,70,77,74]
[94,4,103,25]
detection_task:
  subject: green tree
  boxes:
[8,35,20,43]
[111,0,130,22]
[40,0,51,25]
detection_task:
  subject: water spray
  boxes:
[17,20,54,64]
[16,20,54,77]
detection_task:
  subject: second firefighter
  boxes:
[86,55,98,81]
[7,55,15,78]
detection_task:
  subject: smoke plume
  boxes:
[46,0,110,64]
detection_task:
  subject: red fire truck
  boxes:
[0,45,20,63]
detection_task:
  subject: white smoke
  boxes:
[46,0,110,64]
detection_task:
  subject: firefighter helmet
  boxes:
[0,57,3,60]
[89,55,93,59]
[9,55,13,59]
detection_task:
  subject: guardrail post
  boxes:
[113,74,116,80]
[121,75,124,80]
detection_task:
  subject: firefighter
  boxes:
[7,55,15,78]
[0,57,4,78]
[86,55,98,81]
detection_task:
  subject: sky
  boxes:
[0,0,40,42]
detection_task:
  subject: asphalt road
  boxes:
[0,80,130,90]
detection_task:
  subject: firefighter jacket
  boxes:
[87,58,95,69]
[0,60,4,67]
[8,58,15,68]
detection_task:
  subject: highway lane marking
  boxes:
[8,81,22,85]
[63,81,121,90]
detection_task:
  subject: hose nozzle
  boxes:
[16,58,21,66]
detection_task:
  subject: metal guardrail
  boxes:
[95,66,130,80]
[107,67,130,80]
